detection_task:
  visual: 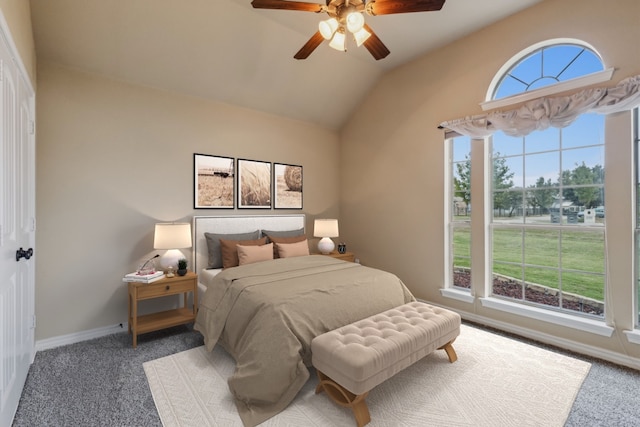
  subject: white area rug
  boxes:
[143,325,590,427]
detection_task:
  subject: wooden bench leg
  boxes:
[438,339,458,363]
[316,371,371,427]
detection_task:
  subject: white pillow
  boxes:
[237,243,274,265]
[276,239,310,258]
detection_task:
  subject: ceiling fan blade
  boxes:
[366,0,445,15]
[294,31,325,60]
[363,24,390,60]
[251,0,324,12]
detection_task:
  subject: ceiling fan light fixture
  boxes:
[346,12,365,33]
[353,27,371,46]
[251,0,446,60]
[319,17,339,40]
[329,28,346,51]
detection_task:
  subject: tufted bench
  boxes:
[311,301,461,427]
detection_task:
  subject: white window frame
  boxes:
[442,39,627,337]
[634,108,640,332]
[443,133,475,304]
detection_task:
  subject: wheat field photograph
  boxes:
[194,154,234,208]
[238,159,271,208]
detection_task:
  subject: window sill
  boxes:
[623,329,640,345]
[480,297,614,337]
[441,288,475,304]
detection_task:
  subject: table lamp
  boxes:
[154,222,192,271]
[314,219,339,254]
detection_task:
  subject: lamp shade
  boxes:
[154,223,192,249]
[319,17,339,40]
[154,223,192,271]
[314,219,339,254]
[353,27,371,46]
[313,219,339,238]
[329,29,346,52]
[346,12,365,33]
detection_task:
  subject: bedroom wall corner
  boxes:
[35,61,340,341]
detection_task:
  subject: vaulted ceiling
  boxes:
[29,0,542,130]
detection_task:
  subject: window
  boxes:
[490,116,606,317]
[448,135,472,291]
[444,41,615,323]
[493,44,604,100]
[488,44,607,318]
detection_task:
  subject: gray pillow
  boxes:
[261,228,305,241]
[204,230,260,268]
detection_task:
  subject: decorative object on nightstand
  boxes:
[314,219,339,254]
[166,266,175,278]
[154,222,192,271]
[177,258,188,276]
[337,242,346,254]
[137,254,159,275]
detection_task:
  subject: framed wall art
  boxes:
[274,163,303,209]
[237,159,272,209]
[194,153,235,209]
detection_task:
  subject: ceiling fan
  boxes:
[250,0,446,60]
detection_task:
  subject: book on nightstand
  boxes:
[122,271,165,283]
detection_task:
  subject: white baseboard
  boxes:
[35,305,640,371]
[460,311,640,370]
[35,322,129,352]
[420,299,640,371]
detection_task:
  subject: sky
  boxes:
[452,43,606,189]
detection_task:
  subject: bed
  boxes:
[192,215,414,427]
[192,214,308,300]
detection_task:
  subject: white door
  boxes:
[0,27,36,426]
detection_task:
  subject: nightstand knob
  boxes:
[165,285,170,291]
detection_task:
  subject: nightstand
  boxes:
[127,271,198,348]
[320,251,356,262]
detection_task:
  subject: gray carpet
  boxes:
[12,325,203,427]
[11,323,640,426]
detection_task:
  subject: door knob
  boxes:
[16,247,33,261]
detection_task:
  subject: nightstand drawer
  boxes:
[136,280,193,299]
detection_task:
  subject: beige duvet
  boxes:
[195,255,414,427]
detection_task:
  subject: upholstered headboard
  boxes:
[192,214,306,275]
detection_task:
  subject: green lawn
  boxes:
[453,227,605,301]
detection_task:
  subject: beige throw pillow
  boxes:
[267,234,307,258]
[219,237,268,268]
[276,239,310,258]
[237,243,274,266]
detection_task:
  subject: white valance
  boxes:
[440,74,640,138]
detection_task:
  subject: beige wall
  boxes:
[28,0,640,366]
[0,0,35,86]
[340,0,640,362]
[35,61,340,340]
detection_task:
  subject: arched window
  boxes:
[488,41,606,319]
[493,43,603,100]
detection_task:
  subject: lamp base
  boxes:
[159,249,183,272]
[317,237,335,255]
